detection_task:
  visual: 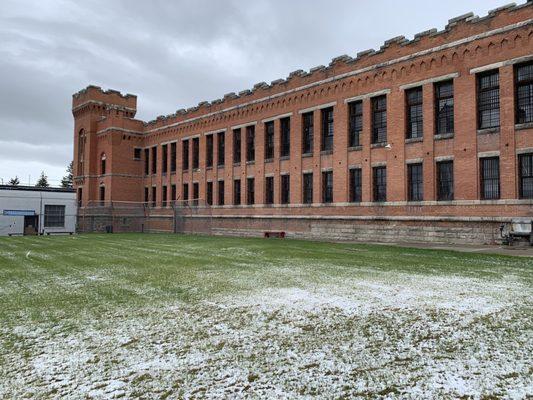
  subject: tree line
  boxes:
[7,161,73,188]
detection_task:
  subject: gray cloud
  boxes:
[0,0,511,184]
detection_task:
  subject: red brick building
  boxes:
[73,2,533,243]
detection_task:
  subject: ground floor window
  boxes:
[44,205,65,228]
[373,166,387,202]
[519,153,533,199]
[437,161,454,201]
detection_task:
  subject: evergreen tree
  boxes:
[35,171,49,188]
[8,176,20,186]
[61,161,74,188]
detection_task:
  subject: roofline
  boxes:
[0,185,76,193]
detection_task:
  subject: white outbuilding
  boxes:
[0,185,77,236]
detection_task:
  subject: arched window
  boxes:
[77,129,86,175]
[101,153,107,175]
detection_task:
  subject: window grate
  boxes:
[233,179,241,205]
[321,107,334,151]
[44,205,65,228]
[192,138,199,169]
[302,112,314,154]
[233,128,241,164]
[348,101,363,147]
[246,126,255,162]
[477,70,500,129]
[280,117,291,157]
[247,178,255,205]
[182,140,189,170]
[435,80,454,135]
[349,168,362,202]
[480,157,500,200]
[265,176,274,204]
[281,175,290,204]
[372,96,387,144]
[217,132,225,166]
[516,63,533,124]
[303,173,313,204]
[408,163,423,201]
[206,135,213,167]
[322,171,333,203]
[437,161,454,201]
[406,87,423,139]
[519,153,533,199]
[265,121,274,160]
[218,180,224,206]
[373,166,387,202]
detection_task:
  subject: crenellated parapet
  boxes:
[72,85,137,118]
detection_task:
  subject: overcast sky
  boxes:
[0,0,513,185]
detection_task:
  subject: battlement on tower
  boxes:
[72,85,137,115]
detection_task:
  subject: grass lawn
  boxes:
[0,233,532,398]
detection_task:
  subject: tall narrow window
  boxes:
[99,186,105,203]
[217,132,225,166]
[192,138,199,169]
[193,182,199,206]
[516,63,533,124]
[247,177,255,205]
[348,101,363,147]
[77,130,86,176]
[144,148,150,175]
[265,176,274,204]
[406,87,423,139]
[206,182,213,205]
[77,187,83,207]
[183,183,189,204]
[218,180,225,206]
[170,142,177,173]
[233,179,241,205]
[373,166,387,202]
[480,157,500,200]
[206,135,213,168]
[162,185,168,207]
[321,107,334,151]
[302,112,314,154]
[100,154,106,175]
[280,117,291,157]
[246,125,255,162]
[303,173,313,204]
[265,121,274,160]
[151,146,157,174]
[144,187,149,204]
[349,168,362,203]
[437,161,454,201]
[281,174,290,204]
[171,184,176,203]
[477,70,500,129]
[322,171,333,203]
[134,148,142,160]
[372,96,387,144]
[435,80,454,135]
[182,140,189,170]
[233,128,241,164]
[408,163,423,201]
[162,144,168,174]
[519,153,533,199]
[151,186,156,207]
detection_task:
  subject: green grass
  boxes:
[0,233,531,398]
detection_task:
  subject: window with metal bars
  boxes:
[233,128,241,164]
[162,144,168,174]
[134,148,142,160]
[435,80,454,135]
[44,205,65,228]
[322,171,333,203]
[217,132,225,166]
[480,157,500,200]
[206,135,213,167]
[519,153,533,199]
[193,183,199,206]
[233,179,241,205]
[218,180,224,205]
[151,146,157,174]
[477,70,500,129]
[303,173,313,204]
[171,184,176,203]
[373,167,386,202]
[436,161,454,201]
[144,148,150,175]
[192,138,199,169]
[247,177,255,205]
[406,87,423,139]
[408,163,423,201]
[170,143,177,172]
[206,182,213,205]
[349,168,362,202]
[280,117,291,157]
[516,63,533,124]
[162,185,168,207]
[265,122,274,160]
[144,187,149,204]
[100,186,105,203]
[281,174,290,204]
[182,140,189,170]
[183,183,189,204]
[372,96,387,144]
[265,176,274,204]
[246,126,255,162]
[302,112,314,154]
[321,107,334,151]
[348,101,363,147]
[151,186,156,207]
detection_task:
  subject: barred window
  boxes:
[247,177,255,205]
[321,107,334,151]
[303,173,313,204]
[280,117,291,157]
[435,80,454,135]
[437,161,454,201]
[206,182,213,205]
[44,205,65,228]
[100,186,105,203]
[170,142,177,172]
[281,174,290,204]
[302,112,314,154]
[265,176,274,204]
[322,171,333,203]
[519,153,533,199]
[134,148,142,160]
[144,148,150,175]
[182,140,189,170]
[233,179,241,205]
[217,132,225,166]
[193,183,199,206]
[183,183,189,203]
[265,121,274,160]
[406,87,423,139]
[144,187,149,203]
[408,163,423,201]
[348,101,363,147]
[206,135,213,168]
[151,146,157,174]
[233,128,241,164]
[373,166,386,202]
[218,180,224,206]
[162,185,168,207]
[246,126,255,162]
[477,70,500,129]
[151,186,156,207]
[162,144,168,173]
[372,96,387,144]
[480,157,500,200]
[171,184,176,203]
[516,63,533,124]
[192,138,199,169]
[349,168,362,203]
